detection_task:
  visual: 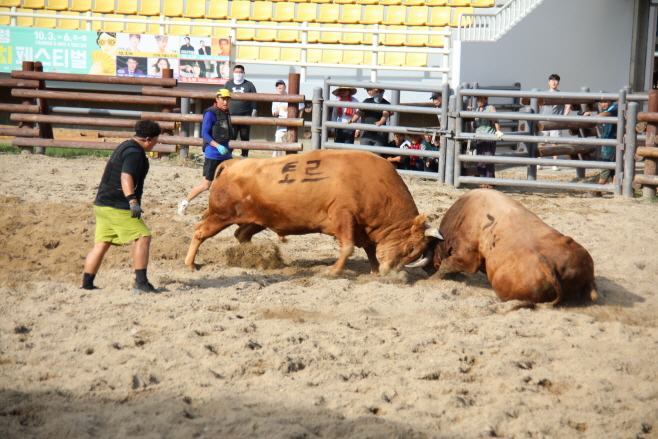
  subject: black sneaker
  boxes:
[131,281,160,294]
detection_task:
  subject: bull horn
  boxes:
[424,227,444,240]
[405,252,432,268]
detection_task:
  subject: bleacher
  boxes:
[0,0,498,69]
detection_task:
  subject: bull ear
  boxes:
[410,214,427,233]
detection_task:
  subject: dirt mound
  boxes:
[220,242,284,270]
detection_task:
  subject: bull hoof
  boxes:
[328,266,343,276]
[185,262,198,271]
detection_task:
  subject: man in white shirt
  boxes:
[271,79,309,157]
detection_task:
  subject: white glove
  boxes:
[251,109,258,117]
[495,130,504,139]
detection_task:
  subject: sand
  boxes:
[1,153,657,439]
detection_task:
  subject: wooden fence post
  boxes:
[19,61,35,155]
[286,72,300,154]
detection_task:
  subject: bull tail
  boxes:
[214,159,233,181]
[537,254,564,306]
[202,208,210,220]
[583,278,599,302]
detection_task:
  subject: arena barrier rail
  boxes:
[0,10,451,83]
[632,89,658,198]
[2,65,305,157]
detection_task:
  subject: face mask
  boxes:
[373,93,383,103]
[233,73,245,84]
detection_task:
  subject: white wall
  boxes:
[459,0,636,93]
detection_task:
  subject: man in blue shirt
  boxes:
[582,99,618,198]
[178,89,234,214]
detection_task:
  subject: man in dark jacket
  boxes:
[82,120,161,293]
[222,64,257,158]
[178,88,233,215]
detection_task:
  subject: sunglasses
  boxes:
[98,39,116,47]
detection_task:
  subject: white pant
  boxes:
[273,130,286,157]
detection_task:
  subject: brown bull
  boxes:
[185,150,442,275]
[422,189,598,304]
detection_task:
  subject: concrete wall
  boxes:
[459,0,636,93]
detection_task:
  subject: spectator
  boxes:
[422,133,439,172]
[180,37,195,55]
[349,87,390,147]
[430,92,442,125]
[330,86,359,144]
[384,132,407,169]
[222,65,258,158]
[178,89,234,215]
[405,134,424,171]
[538,73,571,170]
[470,96,503,187]
[272,79,309,157]
[582,99,618,198]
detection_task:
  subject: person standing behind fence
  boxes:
[82,120,161,293]
[538,73,571,170]
[422,133,439,172]
[431,92,442,125]
[178,89,234,215]
[222,65,257,158]
[330,86,359,144]
[470,96,503,188]
[349,88,391,147]
[384,132,407,169]
[582,98,618,198]
[272,79,309,157]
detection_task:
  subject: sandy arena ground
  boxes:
[1,152,657,439]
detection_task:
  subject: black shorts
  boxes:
[203,157,229,181]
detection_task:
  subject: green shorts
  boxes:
[600,168,615,182]
[93,205,151,245]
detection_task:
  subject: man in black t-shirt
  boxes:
[222,64,258,158]
[349,87,390,147]
[82,120,161,293]
[180,37,195,55]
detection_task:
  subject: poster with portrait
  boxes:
[116,55,148,77]
[147,56,179,78]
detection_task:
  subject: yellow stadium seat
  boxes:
[183,0,205,17]
[306,48,321,62]
[293,3,316,22]
[23,0,45,9]
[254,22,277,41]
[382,5,405,25]
[164,0,183,16]
[450,6,473,26]
[448,0,470,5]
[403,0,425,4]
[260,46,280,60]
[0,0,20,7]
[424,0,447,4]
[339,24,363,44]
[116,0,137,14]
[103,14,125,31]
[273,2,294,21]
[338,3,361,24]
[237,45,259,59]
[381,25,406,45]
[406,52,427,66]
[169,17,190,35]
[70,0,92,12]
[267,0,286,2]
[380,0,401,4]
[59,11,81,28]
[356,0,378,5]
[382,51,404,65]
[318,23,341,43]
[304,22,320,42]
[360,5,383,24]
[428,6,450,25]
[313,0,333,4]
[213,20,231,37]
[35,9,56,27]
[276,22,299,41]
[16,8,34,26]
[404,6,427,25]
[322,49,342,64]
[126,16,147,33]
[316,3,338,23]
[137,0,160,16]
[0,7,9,25]
[471,0,494,6]
[89,12,102,30]
[236,20,255,40]
[251,1,273,20]
[361,24,373,44]
[229,1,250,20]
[206,0,228,19]
[364,50,372,64]
[343,50,363,64]
[405,25,428,45]
[334,0,355,4]
[46,0,68,10]
[425,30,444,46]
[92,0,114,13]
[288,0,309,3]
[191,18,213,36]
[281,47,301,62]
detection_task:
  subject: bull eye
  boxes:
[410,246,416,254]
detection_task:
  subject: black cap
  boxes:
[430,92,441,100]
[275,79,285,87]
